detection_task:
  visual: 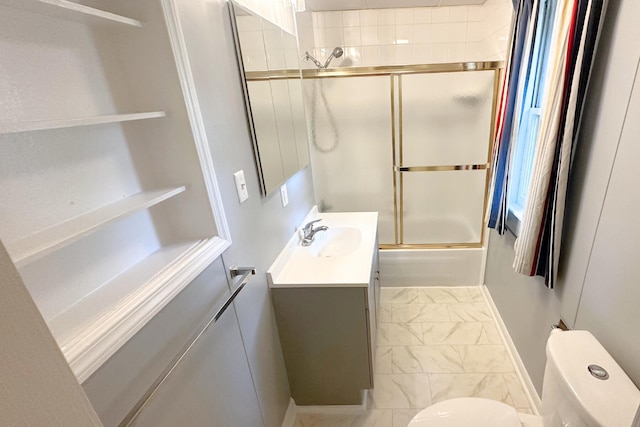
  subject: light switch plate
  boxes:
[280,184,289,207]
[233,170,249,203]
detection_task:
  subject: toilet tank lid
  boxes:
[546,330,640,426]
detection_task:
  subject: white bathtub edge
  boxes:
[379,248,484,287]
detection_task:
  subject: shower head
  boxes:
[303,47,344,69]
[322,46,344,68]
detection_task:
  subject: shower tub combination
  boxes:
[300,60,503,287]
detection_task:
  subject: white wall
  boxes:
[572,61,640,387]
[0,241,101,426]
[485,0,640,394]
[301,0,512,67]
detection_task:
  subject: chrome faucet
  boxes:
[301,219,328,246]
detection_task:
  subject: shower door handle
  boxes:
[393,164,488,172]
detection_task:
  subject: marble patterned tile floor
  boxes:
[293,287,533,427]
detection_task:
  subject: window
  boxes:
[506,0,557,235]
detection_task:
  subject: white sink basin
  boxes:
[268,210,378,287]
[308,227,362,258]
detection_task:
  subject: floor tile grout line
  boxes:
[300,287,531,425]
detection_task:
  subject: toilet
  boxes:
[409,330,640,426]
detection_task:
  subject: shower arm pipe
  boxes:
[244,61,505,81]
[303,51,324,69]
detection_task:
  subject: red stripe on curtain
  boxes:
[564,0,581,90]
[493,71,509,157]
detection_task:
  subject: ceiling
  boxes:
[303,0,487,11]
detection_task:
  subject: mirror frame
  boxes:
[227,1,309,196]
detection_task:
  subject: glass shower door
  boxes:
[304,65,501,247]
[396,70,496,245]
[306,75,395,245]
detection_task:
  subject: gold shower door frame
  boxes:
[249,63,503,249]
[386,66,503,249]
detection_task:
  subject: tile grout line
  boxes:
[293,287,533,425]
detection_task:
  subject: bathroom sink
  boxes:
[308,227,362,258]
[267,210,378,287]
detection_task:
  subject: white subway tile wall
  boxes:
[235,0,296,35]
[303,0,513,68]
[297,11,317,70]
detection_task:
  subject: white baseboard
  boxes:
[482,285,542,414]
[285,390,368,420]
[281,398,297,427]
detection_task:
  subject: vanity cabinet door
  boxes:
[368,239,380,334]
[272,287,371,406]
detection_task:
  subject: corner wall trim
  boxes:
[281,398,297,427]
[482,285,542,413]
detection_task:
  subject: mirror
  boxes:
[229,2,310,195]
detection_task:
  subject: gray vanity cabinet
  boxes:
[271,246,380,406]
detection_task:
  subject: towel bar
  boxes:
[119,265,256,426]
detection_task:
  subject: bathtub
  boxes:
[379,247,485,287]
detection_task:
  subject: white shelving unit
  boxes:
[49,239,207,377]
[8,186,186,267]
[0,112,166,135]
[0,0,230,383]
[0,0,143,27]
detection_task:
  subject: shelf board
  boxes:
[8,186,187,267]
[47,239,209,382]
[0,0,142,27]
[48,240,201,346]
[0,111,166,135]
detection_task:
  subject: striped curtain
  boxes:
[487,0,536,233]
[489,0,607,288]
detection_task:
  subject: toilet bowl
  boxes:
[408,330,640,427]
[408,398,524,427]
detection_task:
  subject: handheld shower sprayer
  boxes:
[323,46,343,68]
[302,46,343,69]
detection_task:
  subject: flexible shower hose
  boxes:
[309,78,339,153]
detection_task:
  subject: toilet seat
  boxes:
[408,397,522,427]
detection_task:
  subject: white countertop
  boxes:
[268,210,378,288]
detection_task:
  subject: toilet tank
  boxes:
[541,330,640,426]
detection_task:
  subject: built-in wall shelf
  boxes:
[47,238,212,382]
[1,0,231,384]
[7,186,187,267]
[0,112,166,135]
[0,0,143,27]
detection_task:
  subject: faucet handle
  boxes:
[303,219,322,233]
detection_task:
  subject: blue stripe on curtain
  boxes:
[488,0,535,231]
